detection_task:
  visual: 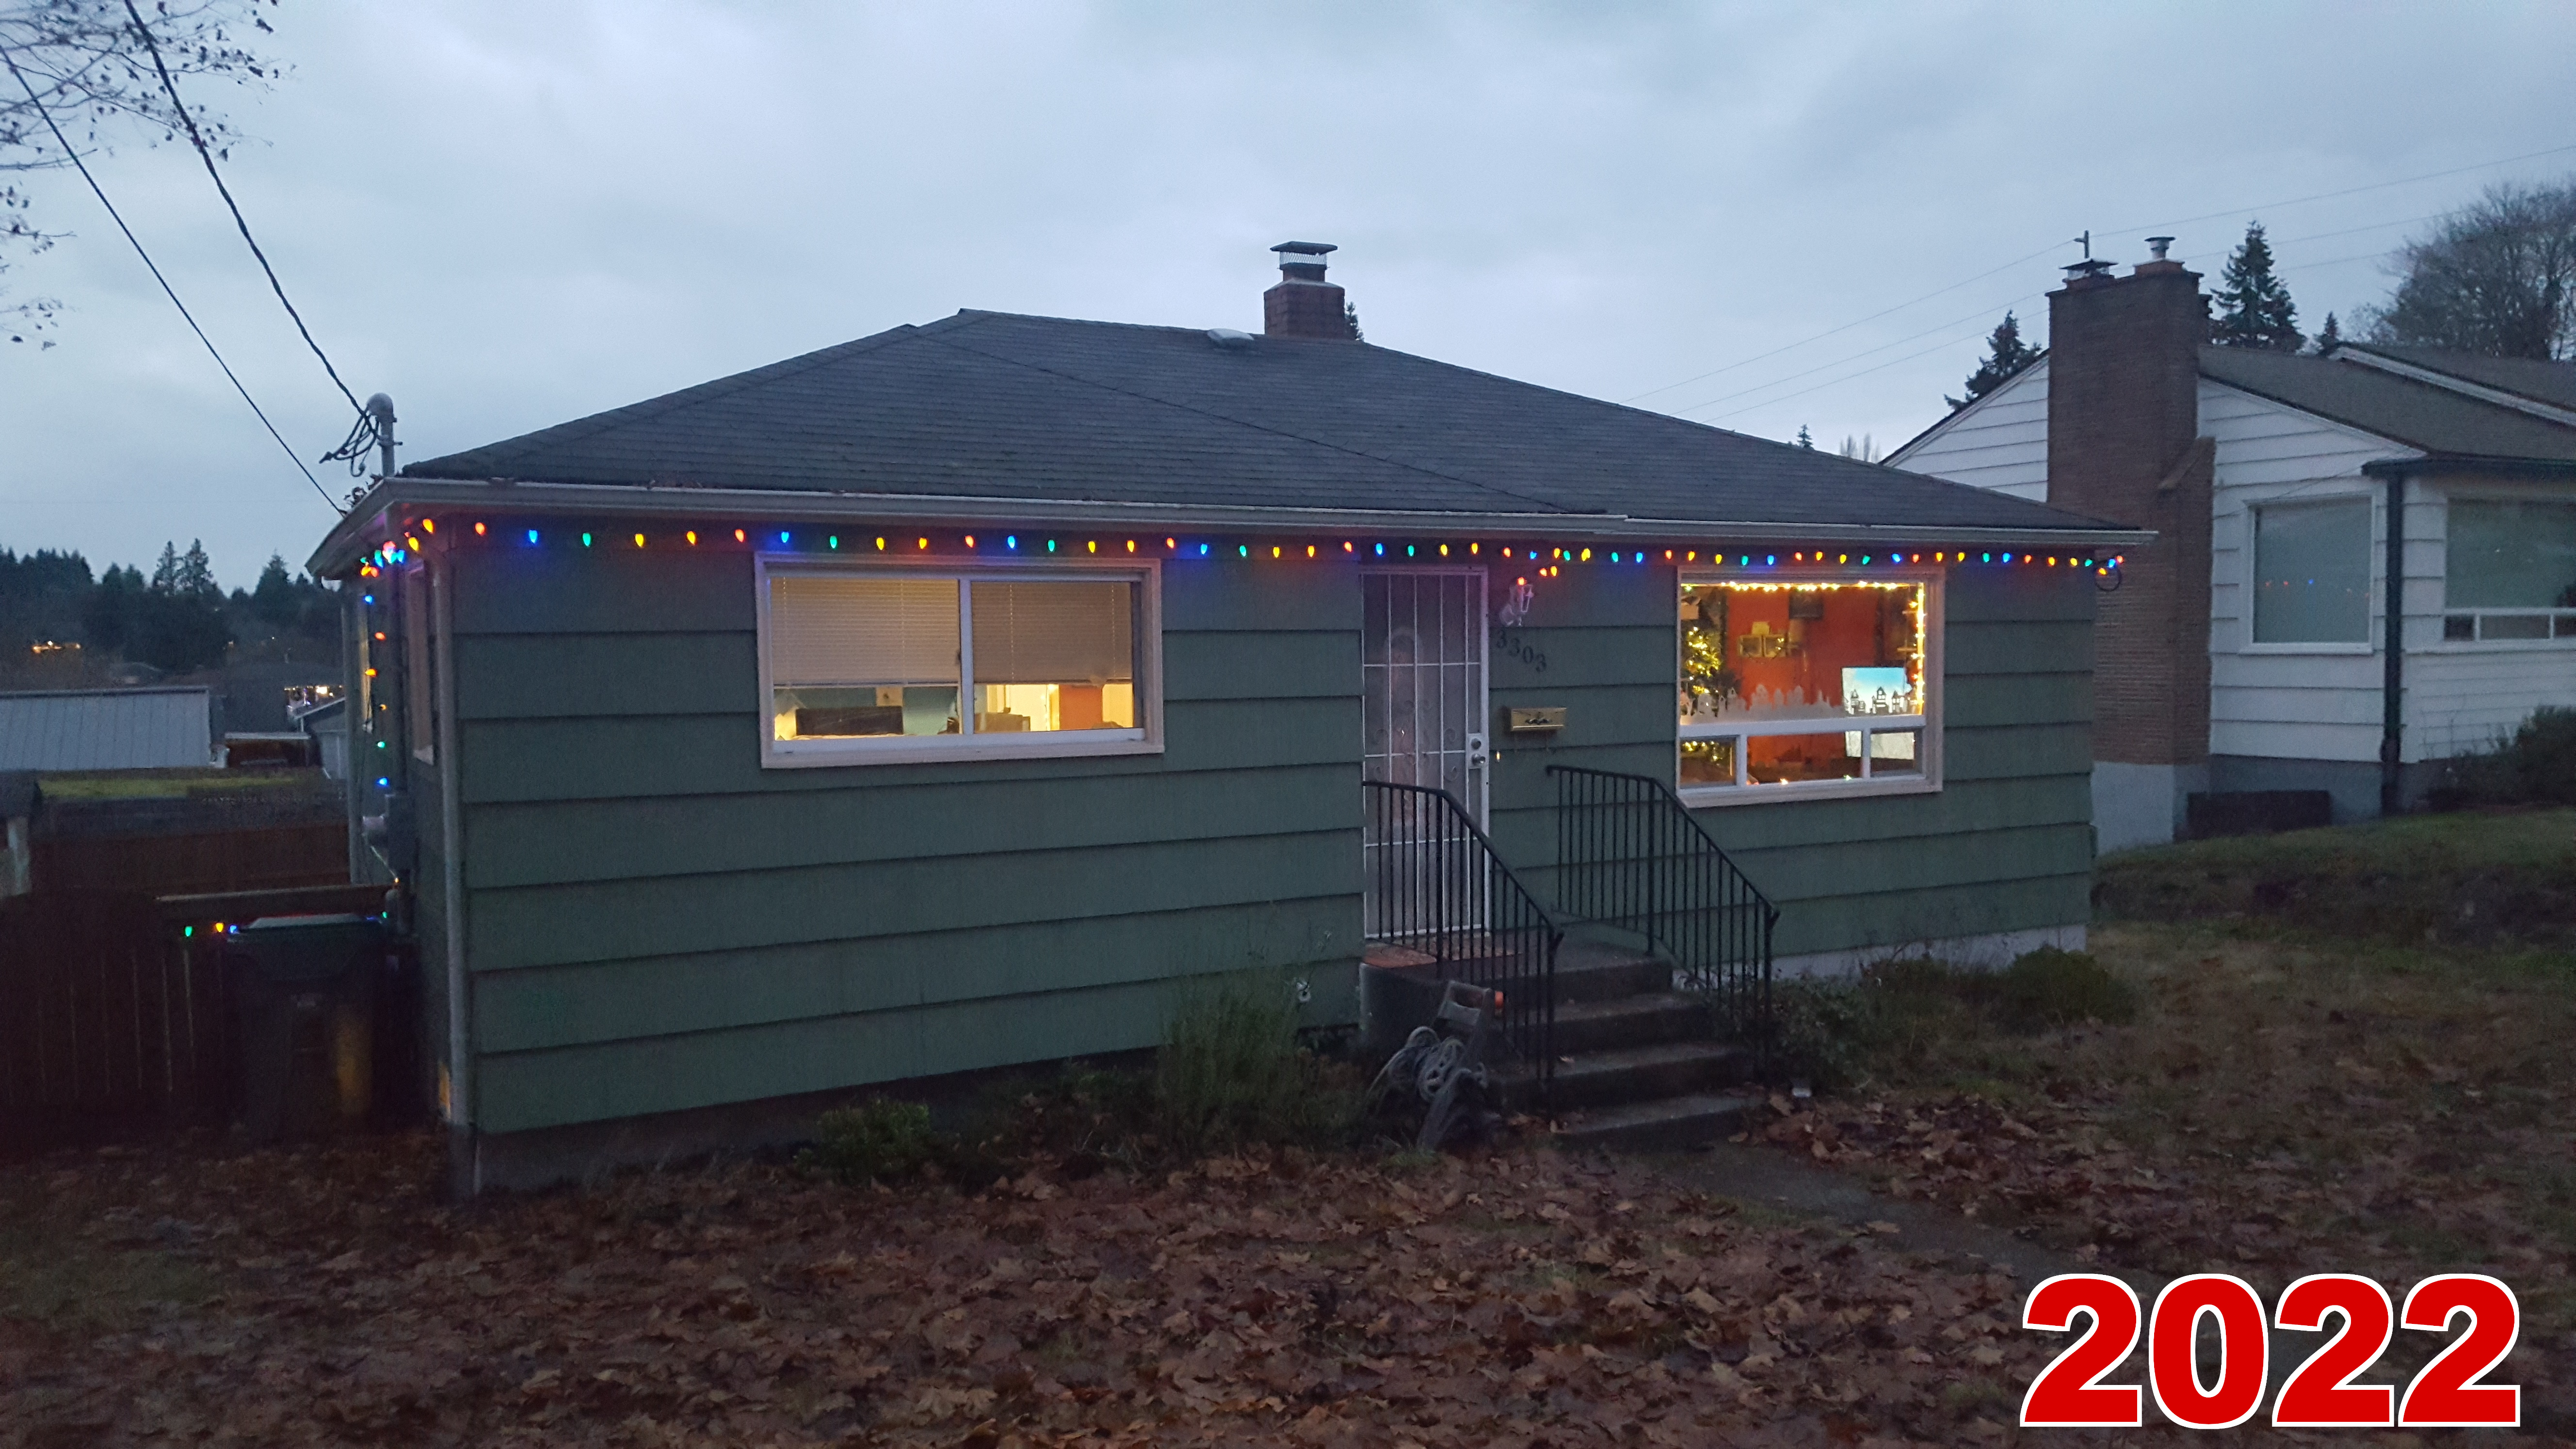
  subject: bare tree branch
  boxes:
[0,0,280,336]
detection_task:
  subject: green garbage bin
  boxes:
[224,914,387,1143]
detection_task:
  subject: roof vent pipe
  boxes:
[2146,236,2174,261]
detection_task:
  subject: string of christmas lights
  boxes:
[353,517,2124,580]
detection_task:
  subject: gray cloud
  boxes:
[5,0,2571,583]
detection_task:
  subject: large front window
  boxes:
[759,560,1157,765]
[1677,577,1933,798]
[2443,498,2576,643]
[2252,499,2370,645]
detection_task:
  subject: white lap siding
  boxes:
[2200,380,2422,764]
[1897,366,2576,772]
[1884,359,2051,501]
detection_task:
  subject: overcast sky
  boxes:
[5,1,2574,586]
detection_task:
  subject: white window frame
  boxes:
[1674,569,1944,808]
[2435,490,2576,652]
[755,553,1163,768]
[2238,494,2377,656]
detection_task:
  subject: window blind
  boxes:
[969,580,1135,684]
[769,575,960,686]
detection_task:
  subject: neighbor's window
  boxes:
[2442,499,2576,644]
[2251,499,2371,645]
[760,561,1155,764]
[1677,578,1932,797]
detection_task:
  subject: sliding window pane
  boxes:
[1679,738,1739,787]
[969,580,1138,732]
[1746,732,1863,785]
[769,575,961,739]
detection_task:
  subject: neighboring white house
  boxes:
[1893,318,2576,850]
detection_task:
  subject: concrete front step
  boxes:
[1554,1092,1758,1151]
[1549,940,1671,1002]
[1549,990,1713,1054]
[1501,1038,1754,1110]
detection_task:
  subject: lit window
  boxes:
[1677,577,1934,798]
[759,560,1157,764]
[2441,499,2576,644]
[2252,500,2370,644]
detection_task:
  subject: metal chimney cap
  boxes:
[2062,258,2117,279]
[1271,241,1337,257]
[2145,236,2174,260]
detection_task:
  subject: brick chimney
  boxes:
[1264,241,1349,339]
[2047,242,2213,846]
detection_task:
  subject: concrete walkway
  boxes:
[1642,1140,2112,1290]
[1623,1142,2473,1435]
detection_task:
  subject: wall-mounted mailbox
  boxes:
[1504,707,1566,734]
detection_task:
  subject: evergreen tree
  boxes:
[2210,221,2302,351]
[1795,424,1814,449]
[1343,301,1364,341]
[2314,312,2342,354]
[1946,312,2042,411]
[251,554,299,626]
[81,564,142,656]
[149,541,180,593]
[177,539,219,600]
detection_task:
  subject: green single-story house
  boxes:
[312,245,2148,1192]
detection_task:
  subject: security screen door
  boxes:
[1361,570,1491,937]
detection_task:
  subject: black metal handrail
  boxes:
[1548,765,1778,1043]
[1361,780,1562,1104]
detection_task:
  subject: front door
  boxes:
[1362,570,1491,940]
[1362,569,1490,808]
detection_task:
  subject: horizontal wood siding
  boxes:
[1485,562,2093,964]
[1885,358,2050,500]
[2201,380,2415,764]
[449,547,1363,1134]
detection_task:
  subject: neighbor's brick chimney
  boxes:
[2047,240,2213,774]
[1264,241,1349,339]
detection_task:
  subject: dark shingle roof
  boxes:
[2334,342,2576,414]
[402,310,2115,535]
[2197,345,2576,462]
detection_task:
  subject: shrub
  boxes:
[1993,948,2137,1033]
[1154,978,1361,1156]
[1765,948,2136,1090]
[2432,706,2576,809]
[799,1096,946,1185]
[1766,977,1874,1091]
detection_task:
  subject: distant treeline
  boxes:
[0,542,338,676]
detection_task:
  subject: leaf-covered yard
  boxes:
[3,1131,2077,1448]
[1751,807,2576,1432]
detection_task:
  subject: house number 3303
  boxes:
[1494,627,1548,673]
[2020,1272,2520,1429]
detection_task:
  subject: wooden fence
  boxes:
[34,821,348,898]
[0,883,393,1155]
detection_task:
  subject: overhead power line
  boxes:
[1623,139,2576,418]
[1618,242,2065,403]
[122,0,366,421]
[0,41,339,510]
[2107,140,2576,238]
